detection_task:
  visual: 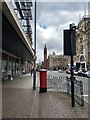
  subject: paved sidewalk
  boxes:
[2,73,88,118]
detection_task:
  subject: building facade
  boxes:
[2,1,34,79]
[48,52,68,70]
[76,15,90,71]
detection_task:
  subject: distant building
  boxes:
[42,45,69,70]
[48,52,68,70]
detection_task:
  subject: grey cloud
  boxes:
[36,2,88,27]
[35,2,88,62]
[36,26,63,54]
[36,2,87,11]
[36,2,87,17]
[36,30,46,49]
[46,37,63,52]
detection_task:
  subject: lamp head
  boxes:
[70,23,76,30]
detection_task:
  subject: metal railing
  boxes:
[47,76,67,92]
[47,76,84,106]
[67,77,84,106]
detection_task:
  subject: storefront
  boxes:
[2,51,21,79]
[2,2,34,80]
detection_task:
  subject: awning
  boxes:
[2,2,34,62]
[2,13,33,62]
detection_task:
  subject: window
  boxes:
[80,45,83,54]
[80,37,83,42]
[80,55,85,62]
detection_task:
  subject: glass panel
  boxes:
[1,60,7,71]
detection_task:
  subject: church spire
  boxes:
[45,44,46,49]
[44,44,47,62]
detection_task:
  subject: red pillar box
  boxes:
[40,69,47,93]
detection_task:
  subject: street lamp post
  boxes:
[70,23,76,107]
[33,1,36,90]
[64,23,76,107]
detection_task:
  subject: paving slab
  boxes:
[2,73,88,119]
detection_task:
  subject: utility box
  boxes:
[39,69,47,93]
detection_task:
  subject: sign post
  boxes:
[64,23,76,107]
[33,1,36,90]
[70,23,76,107]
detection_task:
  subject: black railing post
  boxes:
[80,81,84,106]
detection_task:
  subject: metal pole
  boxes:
[71,55,75,107]
[70,24,75,107]
[33,1,36,90]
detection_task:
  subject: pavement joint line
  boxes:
[30,73,39,118]
[29,90,37,118]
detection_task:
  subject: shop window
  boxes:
[1,60,7,71]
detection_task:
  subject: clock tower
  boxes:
[44,45,47,62]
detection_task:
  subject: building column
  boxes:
[85,62,87,71]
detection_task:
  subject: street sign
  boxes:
[63,29,76,56]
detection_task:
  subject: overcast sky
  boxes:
[32,2,89,63]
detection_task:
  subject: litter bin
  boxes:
[40,69,47,93]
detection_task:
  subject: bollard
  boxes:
[39,69,47,93]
